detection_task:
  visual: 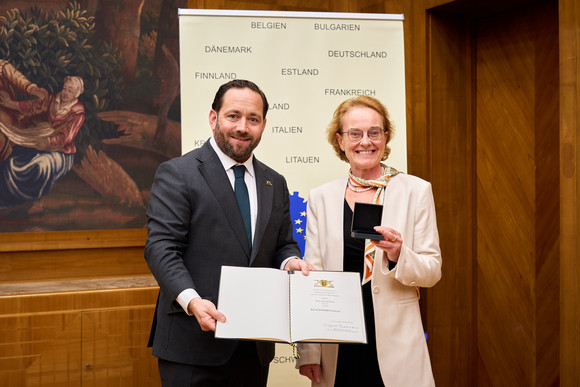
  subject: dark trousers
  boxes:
[158,341,269,387]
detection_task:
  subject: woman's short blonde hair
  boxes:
[327,95,394,163]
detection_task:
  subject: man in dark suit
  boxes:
[145,79,313,386]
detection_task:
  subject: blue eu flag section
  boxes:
[289,191,308,257]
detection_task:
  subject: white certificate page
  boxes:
[289,270,366,343]
[215,266,291,342]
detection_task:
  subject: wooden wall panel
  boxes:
[475,2,559,386]
[0,229,149,284]
[190,0,344,12]
[81,308,159,387]
[0,287,159,386]
[534,2,559,385]
[0,247,151,283]
[476,9,536,385]
[0,229,147,252]
[0,312,82,387]
[1,248,150,283]
[427,11,475,387]
[559,0,580,385]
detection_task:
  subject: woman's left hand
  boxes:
[370,226,402,262]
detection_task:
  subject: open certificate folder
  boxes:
[215,266,367,344]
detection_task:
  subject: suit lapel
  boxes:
[197,142,252,258]
[251,158,273,264]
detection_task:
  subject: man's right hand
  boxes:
[187,297,226,332]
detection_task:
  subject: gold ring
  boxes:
[391,235,398,242]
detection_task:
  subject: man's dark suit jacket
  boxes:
[145,140,300,367]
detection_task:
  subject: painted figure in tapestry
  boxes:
[0,59,48,159]
[0,75,85,208]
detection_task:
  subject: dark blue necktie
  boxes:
[233,165,252,249]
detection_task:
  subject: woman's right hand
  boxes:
[299,364,321,383]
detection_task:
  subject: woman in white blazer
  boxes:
[296,96,442,386]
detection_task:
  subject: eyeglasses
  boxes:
[341,128,386,142]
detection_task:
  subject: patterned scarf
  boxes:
[348,164,400,284]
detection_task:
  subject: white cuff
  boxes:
[176,288,200,315]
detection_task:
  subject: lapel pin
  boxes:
[266,181,272,186]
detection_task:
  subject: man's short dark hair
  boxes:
[211,79,269,118]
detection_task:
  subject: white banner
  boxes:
[178,9,406,386]
[179,9,406,258]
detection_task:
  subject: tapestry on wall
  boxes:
[0,0,184,232]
